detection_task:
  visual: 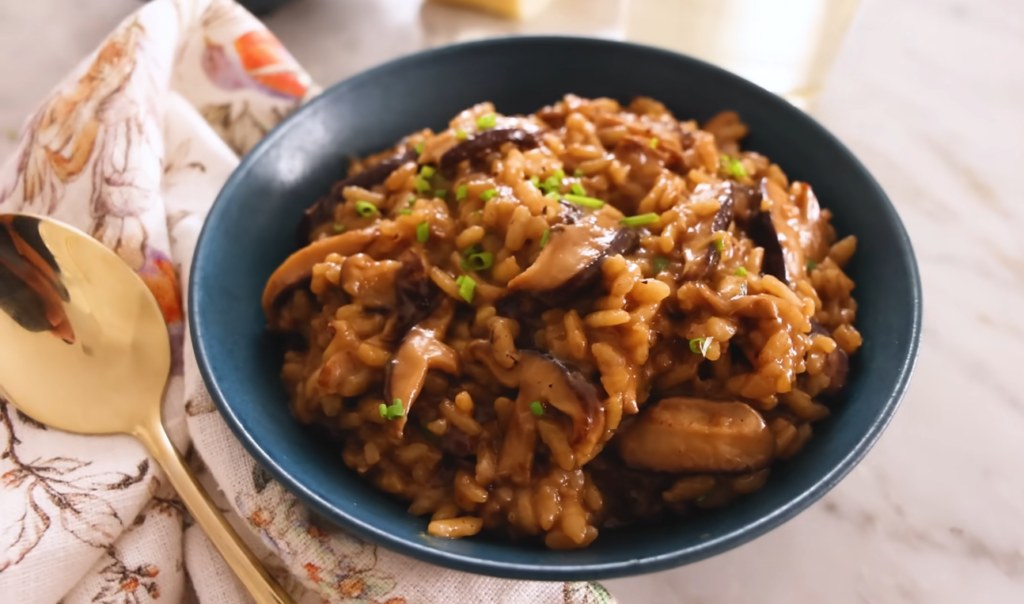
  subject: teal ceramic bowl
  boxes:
[190,37,921,580]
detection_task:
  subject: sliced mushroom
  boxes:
[747,178,807,284]
[384,299,459,436]
[505,210,637,307]
[681,182,737,280]
[468,343,604,485]
[262,226,379,323]
[810,321,850,395]
[340,254,402,309]
[616,397,775,473]
[384,250,441,342]
[439,128,539,173]
[297,149,417,242]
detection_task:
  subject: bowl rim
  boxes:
[190,34,923,580]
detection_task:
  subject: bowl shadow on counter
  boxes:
[192,36,921,580]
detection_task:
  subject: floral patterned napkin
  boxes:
[0,1,615,602]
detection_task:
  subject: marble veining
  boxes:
[1,0,1021,601]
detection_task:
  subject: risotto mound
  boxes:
[262,95,861,549]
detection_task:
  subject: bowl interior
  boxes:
[190,36,921,580]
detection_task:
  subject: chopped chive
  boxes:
[414,176,431,193]
[734,266,748,277]
[650,137,659,149]
[552,169,565,182]
[331,223,346,234]
[620,213,660,227]
[574,169,585,178]
[457,275,476,303]
[563,194,604,208]
[530,175,541,187]
[530,401,544,417]
[416,221,430,243]
[415,142,425,155]
[714,236,725,253]
[380,398,405,420]
[740,282,748,296]
[407,196,417,207]
[455,129,468,141]
[545,191,561,199]
[807,259,818,271]
[420,165,436,178]
[689,336,714,357]
[652,256,669,274]
[399,209,412,215]
[571,182,586,196]
[355,200,378,217]
[466,252,494,271]
[540,229,550,249]
[456,185,468,201]
[721,154,747,179]
[480,188,498,202]
[462,244,483,258]
[435,189,447,199]
[477,113,497,130]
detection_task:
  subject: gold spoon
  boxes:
[0,214,293,604]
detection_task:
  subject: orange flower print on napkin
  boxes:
[202,29,310,100]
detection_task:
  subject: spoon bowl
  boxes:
[0,214,293,604]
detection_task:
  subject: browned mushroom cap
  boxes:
[468,343,605,485]
[262,226,379,323]
[505,210,637,307]
[439,128,539,174]
[810,321,850,395]
[384,299,459,436]
[615,397,775,473]
[297,149,418,242]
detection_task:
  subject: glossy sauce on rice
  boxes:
[262,95,861,548]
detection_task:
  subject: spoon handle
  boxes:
[134,415,295,604]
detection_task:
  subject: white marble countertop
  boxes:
[2,0,1022,602]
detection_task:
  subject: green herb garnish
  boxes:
[407,196,417,207]
[415,142,425,155]
[540,229,550,249]
[399,209,412,215]
[480,188,498,202]
[621,213,660,227]
[420,165,436,178]
[652,256,669,274]
[650,137,659,149]
[355,200,378,217]
[734,267,748,277]
[455,275,476,303]
[331,223,346,234]
[477,113,497,130]
[379,398,405,420]
[456,129,468,141]
[414,176,431,193]
[456,185,468,201]
[530,401,544,417]
[807,259,818,271]
[435,189,447,199]
[545,191,561,199]
[713,236,725,253]
[563,194,604,208]
[688,336,714,357]
[530,175,541,187]
[466,252,494,271]
[571,182,586,196]
[552,169,565,182]
[721,155,747,179]
[416,221,430,243]
[574,169,585,178]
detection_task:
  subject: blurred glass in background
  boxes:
[625,0,861,110]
